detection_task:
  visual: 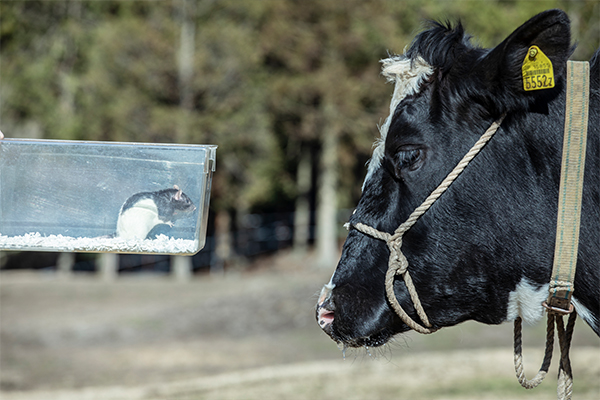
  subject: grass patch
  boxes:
[421,377,555,399]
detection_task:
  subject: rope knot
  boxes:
[387,238,408,275]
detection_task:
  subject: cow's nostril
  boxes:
[318,308,335,327]
[317,283,336,331]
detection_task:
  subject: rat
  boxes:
[116,185,196,240]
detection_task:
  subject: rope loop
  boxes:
[513,315,553,389]
[513,311,577,400]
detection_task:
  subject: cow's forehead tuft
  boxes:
[362,55,433,189]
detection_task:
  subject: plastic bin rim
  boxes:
[2,139,217,172]
[1,138,217,150]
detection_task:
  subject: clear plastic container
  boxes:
[0,138,216,255]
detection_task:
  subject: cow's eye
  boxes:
[394,148,423,171]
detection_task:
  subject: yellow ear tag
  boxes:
[522,45,555,91]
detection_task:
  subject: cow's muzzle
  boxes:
[316,284,335,333]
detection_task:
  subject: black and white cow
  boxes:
[316,9,599,349]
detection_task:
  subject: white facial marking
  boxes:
[325,273,335,290]
[318,280,335,305]
[362,55,434,189]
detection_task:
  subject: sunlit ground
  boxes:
[1,251,598,400]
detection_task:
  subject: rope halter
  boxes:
[350,115,506,334]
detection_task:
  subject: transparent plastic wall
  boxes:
[0,139,216,255]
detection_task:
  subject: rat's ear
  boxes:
[174,189,183,201]
[173,185,180,190]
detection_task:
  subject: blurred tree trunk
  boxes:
[177,0,195,143]
[293,149,311,254]
[234,199,250,269]
[316,103,339,267]
[212,209,231,275]
[172,0,196,280]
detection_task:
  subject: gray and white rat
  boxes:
[116,185,196,240]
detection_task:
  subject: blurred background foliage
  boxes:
[1,0,598,268]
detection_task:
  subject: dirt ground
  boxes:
[1,251,599,400]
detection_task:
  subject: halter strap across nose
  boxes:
[351,115,506,334]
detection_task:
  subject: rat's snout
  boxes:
[316,284,335,332]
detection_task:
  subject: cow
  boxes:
[316,9,599,352]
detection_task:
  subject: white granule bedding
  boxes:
[0,232,197,254]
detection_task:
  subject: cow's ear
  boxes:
[475,9,572,111]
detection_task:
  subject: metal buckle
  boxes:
[542,301,575,315]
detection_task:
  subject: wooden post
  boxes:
[172,255,192,282]
[97,253,118,281]
[57,252,75,278]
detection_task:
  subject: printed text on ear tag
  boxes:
[522,46,555,91]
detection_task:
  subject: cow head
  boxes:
[316,10,576,348]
